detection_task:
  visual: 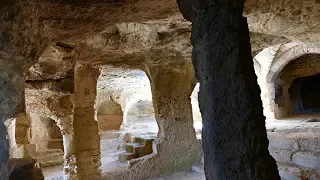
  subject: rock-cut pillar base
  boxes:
[147,64,202,174]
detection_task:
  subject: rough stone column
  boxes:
[179,1,281,179]
[73,63,101,179]
[147,64,202,173]
[0,1,49,179]
[0,65,24,179]
[56,116,76,180]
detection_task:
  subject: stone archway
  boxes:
[255,43,320,119]
[96,99,123,131]
[271,54,320,118]
[267,44,320,84]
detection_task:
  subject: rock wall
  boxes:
[185,1,280,179]
[1,0,320,179]
[103,64,202,180]
[266,120,320,180]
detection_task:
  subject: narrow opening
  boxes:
[191,83,202,139]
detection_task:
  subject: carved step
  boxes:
[268,132,320,152]
[133,137,154,146]
[47,139,63,150]
[35,149,64,168]
[270,149,320,169]
[119,152,137,162]
[126,143,142,154]
[39,158,64,168]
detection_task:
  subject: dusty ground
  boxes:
[42,114,320,180]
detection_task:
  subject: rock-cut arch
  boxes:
[267,44,320,83]
[262,44,320,119]
[96,99,123,131]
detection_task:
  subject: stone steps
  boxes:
[270,150,320,169]
[268,132,320,179]
[118,135,155,162]
[35,149,64,168]
[119,152,137,162]
[47,139,63,150]
[39,158,64,168]
[268,132,320,153]
[23,144,64,168]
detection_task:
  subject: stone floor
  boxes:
[42,114,320,180]
[149,171,205,180]
[42,165,63,180]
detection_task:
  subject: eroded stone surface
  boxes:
[1,0,320,180]
[188,1,280,179]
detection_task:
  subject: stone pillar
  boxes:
[147,64,202,173]
[55,116,76,180]
[179,1,280,179]
[0,65,24,179]
[72,63,101,179]
[0,1,49,178]
[0,121,10,179]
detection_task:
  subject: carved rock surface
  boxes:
[190,2,280,180]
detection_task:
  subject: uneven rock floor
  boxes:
[149,171,205,180]
[43,114,320,180]
[42,165,63,180]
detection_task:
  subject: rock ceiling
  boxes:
[21,0,320,76]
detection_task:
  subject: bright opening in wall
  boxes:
[96,65,157,170]
[191,83,202,139]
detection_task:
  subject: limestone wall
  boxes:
[267,121,320,180]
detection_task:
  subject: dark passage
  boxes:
[290,73,320,114]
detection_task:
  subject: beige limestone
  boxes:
[1,0,320,179]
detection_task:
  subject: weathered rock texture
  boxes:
[266,119,320,180]
[103,64,202,180]
[8,158,44,180]
[71,64,101,179]
[0,1,48,178]
[1,0,320,179]
[182,1,280,179]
